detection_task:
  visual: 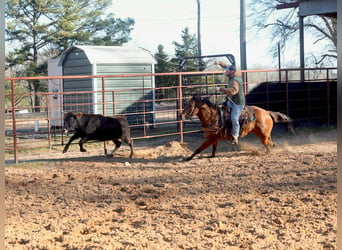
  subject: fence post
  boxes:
[10,79,18,164]
[285,69,289,116]
[142,76,147,137]
[178,73,184,143]
[102,76,106,115]
[327,69,330,127]
[60,78,65,146]
[243,70,247,95]
[46,93,51,150]
[112,91,116,115]
[101,76,107,153]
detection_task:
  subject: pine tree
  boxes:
[154,45,176,99]
[5,0,134,111]
[172,27,199,72]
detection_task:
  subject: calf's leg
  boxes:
[78,137,89,152]
[105,138,134,158]
[106,139,122,156]
[63,134,80,153]
[126,138,134,158]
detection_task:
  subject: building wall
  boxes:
[94,64,155,125]
[58,46,156,125]
[62,48,94,113]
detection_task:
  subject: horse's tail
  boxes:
[268,111,296,135]
[268,111,292,123]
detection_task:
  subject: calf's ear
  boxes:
[76,112,83,119]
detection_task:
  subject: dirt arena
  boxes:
[5,128,336,249]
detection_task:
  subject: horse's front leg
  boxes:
[210,140,218,158]
[185,139,214,161]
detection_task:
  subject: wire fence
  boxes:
[5,68,337,163]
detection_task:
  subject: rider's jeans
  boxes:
[227,101,245,139]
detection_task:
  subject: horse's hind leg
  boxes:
[269,136,276,147]
[256,134,271,153]
[185,139,214,161]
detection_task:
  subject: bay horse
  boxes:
[181,95,295,161]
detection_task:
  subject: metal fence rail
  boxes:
[5,68,337,163]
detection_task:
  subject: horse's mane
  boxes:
[202,98,218,109]
[192,95,219,110]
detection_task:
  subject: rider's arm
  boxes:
[217,80,239,96]
[215,61,227,69]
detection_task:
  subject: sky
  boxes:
[110,0,277,69]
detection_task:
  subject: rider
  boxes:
[215,61,245,145]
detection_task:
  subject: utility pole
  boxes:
[240,0,247,71]
[197,0,203,70]
[278,42,281,82]
[299,15,305,81]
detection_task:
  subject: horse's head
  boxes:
[181,95,206,119]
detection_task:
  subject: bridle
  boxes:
[186,105,196,118]
[186,99,216,123]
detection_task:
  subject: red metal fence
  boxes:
[5,68,337,163]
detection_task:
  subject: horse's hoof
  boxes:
[184,157,192,161]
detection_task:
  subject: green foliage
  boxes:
[154,44,177,98]
[5,80,29,110]
[154,27,205,98]
[89,14,135,46]
[155,45,171,73]
[5,0,135,111]
[5,0,135,73]
[173,27,198,59]
[172,27,199,72]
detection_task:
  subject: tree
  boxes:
[5,0,134,111]
[172,27,199,72]
[6,0,135,59]
[155,45,171,74]
[248,0,336,66]
[305,14,337,64]
[172,27,205,96]
[154,44,176,98]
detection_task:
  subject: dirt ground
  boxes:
[5,128,337,249]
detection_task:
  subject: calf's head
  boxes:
[63,112,83,133]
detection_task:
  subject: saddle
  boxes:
[218,104,256,134]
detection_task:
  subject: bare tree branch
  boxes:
[248,0,337,66]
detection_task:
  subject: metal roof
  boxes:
[299,0,336,17]
[58,45,157,65]
[276,0,336,17]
